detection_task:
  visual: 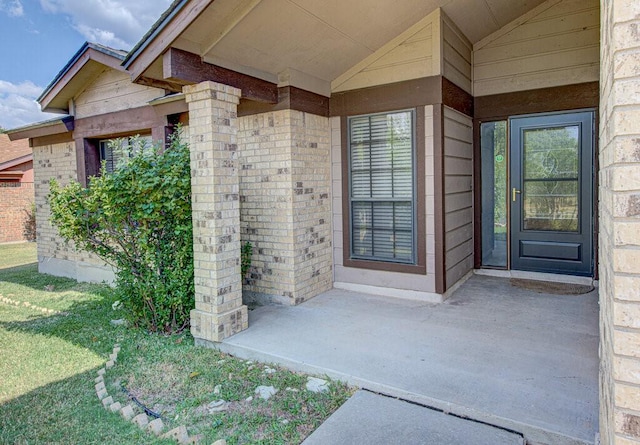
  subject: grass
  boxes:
[0,242,37,269]
[0,243,353,444]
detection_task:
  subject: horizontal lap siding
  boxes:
[443,106,473,289]
[332,11,440,93]
[473,0,600,96]
[442,15,472,94]
[74,69,163,119]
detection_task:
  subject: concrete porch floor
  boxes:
[217,274,599,445]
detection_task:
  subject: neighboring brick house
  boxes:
[0,134,34,243]
[6,1,640,442]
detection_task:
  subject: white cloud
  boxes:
[39,0,172,49]
[0,80,43,97]
[0,0,24,17]
[0,80,59,130]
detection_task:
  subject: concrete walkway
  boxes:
[303,390,524,445]
[218,275,599,445]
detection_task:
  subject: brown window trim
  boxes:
[77,131,154,186]
[341,108,426,275]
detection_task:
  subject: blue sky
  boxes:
[0,0,171,130]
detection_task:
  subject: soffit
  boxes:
[169,0,547,87]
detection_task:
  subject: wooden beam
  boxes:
[162,47,278,104]
[136,75,184,93]
[442,77,473,117]
[73,106,165,139]
[237,86,329,117]
[330,76,442,117]
[474,81,599,120]
[30,132,73,148]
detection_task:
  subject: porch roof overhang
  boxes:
[7,116,74,141]
[124,0,548,99]
[38,42,128,114]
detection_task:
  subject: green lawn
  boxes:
[0,243,351,444]
[0,242,37,269]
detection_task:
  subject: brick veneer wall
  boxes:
[0,182,34,243]
[238,109,332,305]
[33,140,111,281]
[290,111,332,303]
[599,1,640,443]
[33,141,79,265]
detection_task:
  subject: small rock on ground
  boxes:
[306,377,329,393]
[207,400,228,413]
[255,385,277,400]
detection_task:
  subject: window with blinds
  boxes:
[348,110,416,264]
[99,135,152,174]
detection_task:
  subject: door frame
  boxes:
[473,107,599,278]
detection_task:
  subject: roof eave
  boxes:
[38,42,128,112]
[7,116,74,141]
[0,154,33,171]
[37,42,91,104]
[122,0,189,71]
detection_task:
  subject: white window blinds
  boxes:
[99,135,152,174]
[349,110,415,264]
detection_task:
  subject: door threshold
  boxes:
[474,268,595,286]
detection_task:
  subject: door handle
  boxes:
[512,188,521,201]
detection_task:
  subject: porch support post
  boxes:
[599,1,640,444]
[184,81,248,343]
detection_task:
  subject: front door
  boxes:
[509,112,594,276]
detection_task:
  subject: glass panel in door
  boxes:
[522,126,580,232]
[480,121,508,267]
[510,112,593,276]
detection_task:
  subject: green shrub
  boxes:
[48,131,194,334]
[241,241,253,280]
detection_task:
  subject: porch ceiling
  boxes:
[139,0,547,93]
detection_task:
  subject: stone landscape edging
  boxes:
[93,343,224,445]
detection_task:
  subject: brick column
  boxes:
[599,1,640,443]
[237,110,332,306]
[184,81,248,343]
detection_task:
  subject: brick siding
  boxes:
[599,1,640,443]
[238,109,332,305]
[0,182,34,243]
